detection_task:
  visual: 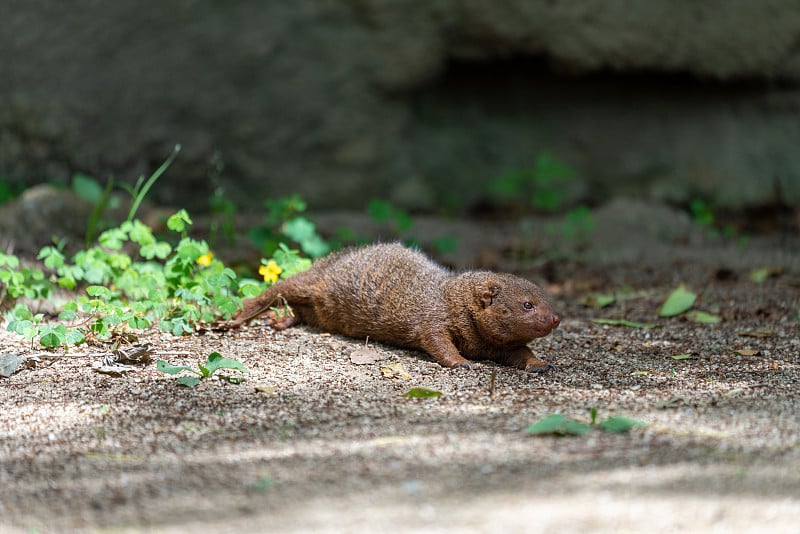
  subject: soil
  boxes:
[1,202,799,533]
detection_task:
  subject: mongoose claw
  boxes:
[529,362,557,373]
[525,354,558,373]
[454,360,479,370]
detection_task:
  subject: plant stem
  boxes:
[127,144,181,222]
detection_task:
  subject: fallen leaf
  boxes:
[381,363,412,380]
[660,285,697,317]
[737,330,772,338]
[91,361,138,376]
[669,354,693,360]
[724,388,745,398]
[403,387,443,398]
[599,416,647,433]
[655,396,688,409]
[220,375,246,384]
[734,349,760,356]
[350,348,383,365]
[176,376,201,388]
[685,310,721,324]
[592,318,660,329]
[749,266,783,283]
[254,384,277,394]
[582,293,615,308]
[525,414,590,436]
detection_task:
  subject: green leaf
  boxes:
[591,318,660,329]
[366,199,394,222]
[0,252,20,268]
[248,476,274,492]
[685,310,720,324]
[220,375,247,384]
[403,387,443,398]
[299,233,330,258]
[659,285,696,317]
[670,353,693,360]
[38,246,65,269]
[749,268,769,283]
[72,173,104,203]
[201,352,248,376]
[207,273,235,287]
[525,414,591,436]
[282,217,317,242]
[86,285,113,299]
[39,325,67,348]
[140,242,172,260]
[214,295,240,317]
[238,281,264,298]
[64,328,86,346]
[176,376,201,388]
[583,293,615,308]
[599,416,647,433]
[99,228,128,250]
[167,209,193,233]
[156,359,201,376]
[282,217,330,258]
[273,244,312,278]
[590,407,598,425]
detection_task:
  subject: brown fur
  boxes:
[230,243,561,371]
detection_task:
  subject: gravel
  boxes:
[1,226,799,532]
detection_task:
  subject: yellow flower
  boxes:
[259,260,282,284]
[196,252,214,267]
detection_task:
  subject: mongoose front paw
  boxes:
[524,354,558,373]
[526,362,557,373]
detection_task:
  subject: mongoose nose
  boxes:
[551,314,561,328]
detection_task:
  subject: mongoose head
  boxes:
[470,273,560,347]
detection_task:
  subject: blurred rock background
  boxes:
[2,1,799,214]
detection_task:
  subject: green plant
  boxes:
[71,173,117,245]
[0,179,23,205]
[249,194,330,259]
[4,206,312,348]
[208,186,237,247]
[489,152,577,212]
[0,252,50,305]
[69,145,179,244]
[526,408,646,436]
[123,144,181,223]
[207,151,238,247]
[366,199,458,254]
[366,198,413,234]
[156,351,248,387]
[690,198,714,226]
[546,205,595,242]
[689,198,746,246]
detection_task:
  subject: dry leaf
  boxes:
[655,396,688,409]
[254,384,277,394]
[737,330,772,338]
[735,349,760,356]
[350,348,383,365]
[380,363,412,380]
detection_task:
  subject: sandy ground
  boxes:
[1,206,799,533]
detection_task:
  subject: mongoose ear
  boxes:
[479,285,500,308]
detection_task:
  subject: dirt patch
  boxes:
[1,210,799,532]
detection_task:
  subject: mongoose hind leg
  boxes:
[263,307,298,330]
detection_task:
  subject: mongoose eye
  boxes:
[523,301,534,311]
